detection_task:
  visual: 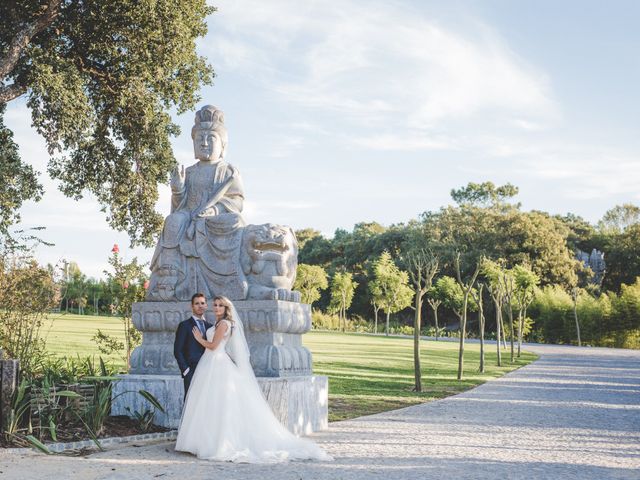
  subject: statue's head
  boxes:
[191,105,229,162]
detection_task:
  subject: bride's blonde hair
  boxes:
[213,295,234,323]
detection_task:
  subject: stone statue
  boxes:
[146,106,302,303]
[114,105,325,435]
[576,248,606,285]
[241,223,301,302]
[147,105,248,301]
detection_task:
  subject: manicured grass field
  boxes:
[43,313,537,422]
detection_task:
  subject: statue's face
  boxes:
[193,128,223,162]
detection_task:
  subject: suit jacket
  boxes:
[174,316,214,375]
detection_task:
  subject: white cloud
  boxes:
[206,0,557,138]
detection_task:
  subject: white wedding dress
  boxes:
[175,319,332,463]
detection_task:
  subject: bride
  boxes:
[175,295,332,463]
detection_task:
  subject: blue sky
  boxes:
[6,0,640,278]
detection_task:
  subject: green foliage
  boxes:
[370,252,413,316]
[294,264,328,305]
[311,310,371,333]
[329,271,358,330]
[598,203,640,234]
[103,245,147,365]
[1,0,215,246]
[0,104,43,241]
[513,264,539,310]
[450,181,519,208]
[433,276,465,318]
[125,390,165,433]
[598,224,640,291]
[92,329,125,356]
[0,255,58,374]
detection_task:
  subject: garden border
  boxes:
[1,429,177,455]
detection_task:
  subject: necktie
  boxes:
[196,319,205,336]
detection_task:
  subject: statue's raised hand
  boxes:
[170,165,185,193]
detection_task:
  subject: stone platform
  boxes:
[111,299,328,434]
[111,374,328,434]
[127,300,313,377]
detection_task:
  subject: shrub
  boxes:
[0,256,59,374]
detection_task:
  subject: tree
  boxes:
[293,264,328,306]
[501,268,517,363]
[328,271,357,332]
[0,104,43,243]
[102,244,147,365]
[434,276,465,325]
[598,203,640,234]
[426,292,442,341]
[294,228,322,251]
[470,283,486,372]
[369,285,383,334]
[482,259,507,366]
[513,264,539,356]
[597,224,640,292]
[454,253,481,380]
[370,251,413,336]
[65,261,88,314]
[1,1,215,246]
[568,261,594,347]
[450,181,519,208]
[0,255,58,374]
[404,248,439,392]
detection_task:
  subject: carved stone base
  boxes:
[111,374,328,434]
[130,300,313,377]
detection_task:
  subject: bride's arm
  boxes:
[192,322,228,350]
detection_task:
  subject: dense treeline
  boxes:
[296,183,640,349]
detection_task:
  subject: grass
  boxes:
[307,331,536,421]
[43,313,537,422]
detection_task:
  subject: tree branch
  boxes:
[0,82,27,104]
[0,0,62,79]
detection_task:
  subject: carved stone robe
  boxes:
[147,160,248,301]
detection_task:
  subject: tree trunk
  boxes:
[479,308,485,373]
[413,295,422,392]
[573,291,582,347]
[500,310,507,349]
[374,308,379,334]
[385,311,390,336]
[434,306,439,341]
[517,310,523,358]
[508,306,515,363]
[457,309,466,380]
[494,298,502,367]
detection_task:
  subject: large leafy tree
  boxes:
[294,264,328,306]
[0,0,215,246]
[370,251,414,336]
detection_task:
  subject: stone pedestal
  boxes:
[112,374,327,434]
[112,300,328,433]
[127,300,313,377]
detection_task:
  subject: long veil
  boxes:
[225,303,257,382]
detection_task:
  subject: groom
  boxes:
[174,293,214,397]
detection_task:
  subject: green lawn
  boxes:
[43,313,537,421]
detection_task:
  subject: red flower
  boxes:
[123,281,129,289]
[111,244,120,253]
[143,280,150,290]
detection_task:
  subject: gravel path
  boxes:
[2,344,638,479]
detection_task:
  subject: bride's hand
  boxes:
[192,326,204,344]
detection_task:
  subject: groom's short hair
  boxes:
[191,293,206,304]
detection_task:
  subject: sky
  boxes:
[6,0,640,279]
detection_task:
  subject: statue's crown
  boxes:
[194,105,224,130]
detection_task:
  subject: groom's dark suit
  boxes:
[174,316,214,396]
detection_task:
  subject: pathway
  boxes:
[1,344,638,479]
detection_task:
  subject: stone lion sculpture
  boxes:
[240,223,301,302]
